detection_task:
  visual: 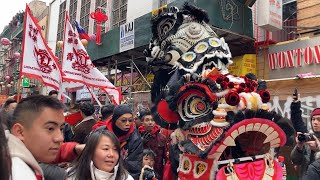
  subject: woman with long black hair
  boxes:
[68,129,133,180]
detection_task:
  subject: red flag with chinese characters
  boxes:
[62,13,121,104]
[20,4,63,90]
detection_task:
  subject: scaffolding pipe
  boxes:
[131,59,151,88]
[130,61,133,100]
[114,59,117,86]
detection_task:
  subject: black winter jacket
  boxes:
[304,159,320,180]
[290,101,308,133]
[123,128,143,180]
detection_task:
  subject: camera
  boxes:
[142,166,156,180]
[298,133,314,142]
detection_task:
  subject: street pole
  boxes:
[16,77,21,103]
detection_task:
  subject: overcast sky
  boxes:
[0,0,52,33]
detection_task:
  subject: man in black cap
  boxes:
[93,104,143,180]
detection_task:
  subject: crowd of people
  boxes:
[0,90,169,180]
[1,89,320,180]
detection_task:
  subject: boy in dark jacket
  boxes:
[138,110,166,179]
[140,149,160,180]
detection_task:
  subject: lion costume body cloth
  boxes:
[144,3,294,180]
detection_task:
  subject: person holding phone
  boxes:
[290,88,320,179]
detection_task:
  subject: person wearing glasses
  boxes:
[93,104,143,180]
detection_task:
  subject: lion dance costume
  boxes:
[144,3,294,180]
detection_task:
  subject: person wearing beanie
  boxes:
[290,94,320,180]
[95,104,143,180]
[72,102,97,144]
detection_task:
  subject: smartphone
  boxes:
[293,88,298,101]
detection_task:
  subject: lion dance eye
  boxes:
[179,94,212,122]
[194,42,209,54]
[208,38,221,47]
[190,98,206,114]
[181,52,196,62]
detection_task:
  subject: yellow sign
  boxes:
[152,5,168,17]
[228,54,257,76]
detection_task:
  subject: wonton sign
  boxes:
[267,36,320,79]
[268,45,320,70]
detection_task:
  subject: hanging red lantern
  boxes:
[0,38,12,46]
[13,52,20,59]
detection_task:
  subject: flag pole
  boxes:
[16,77,22,103]
[86,85,102,107]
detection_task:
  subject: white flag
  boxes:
[20,5,63,90]
[62,14,121,104]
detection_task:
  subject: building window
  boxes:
[283,1,297,20]
[80,0,91,33]
[112,0,127,28]
[94,0,108,33]
[69,0,78,24]
[56,1,66,61]
[160,0,168,6]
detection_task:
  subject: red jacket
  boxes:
[92,120,105,131]
[53,142,78,163]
